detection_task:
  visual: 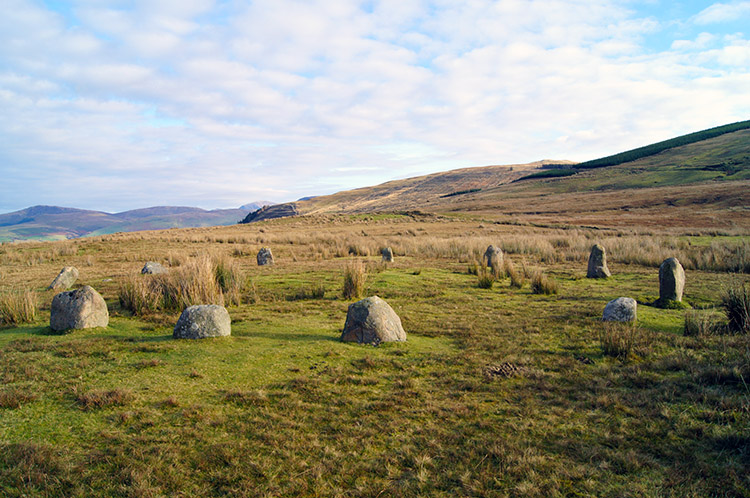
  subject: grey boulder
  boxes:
[141,261,167,274]
[50,285,109,331]
[48,266,79,291]
[587,244,611,278]
[257,247,274,266]
[659,257,685,303]
[602,297,637,322]
[484,245,504,271]
[341,296,406,344]
[381,247,394,262]
[173,305,231,339]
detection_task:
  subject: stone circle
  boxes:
[587,244,611,278]
[602,297,637,322]
[658,257,685,304]
[484,245,504,272]
[382,247,394,262]
[141,261,167,274]
[257,247,274,266]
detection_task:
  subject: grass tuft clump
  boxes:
[476,267,495,289]
[75,388,133,411]
[530,270,558,295]
[0,387,38,409]
[721,280,750,334]
[504,258,525,288]
[343,260,367,300]
[0,289,38,326]
[287,284,326,301]
[683,309,722,336]
[599,323,637,360]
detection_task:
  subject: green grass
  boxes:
[1,256,749,496]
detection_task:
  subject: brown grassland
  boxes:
[1,207,749,497]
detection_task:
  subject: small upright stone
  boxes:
[50,285,109,331]
[48,266,79,291]
[257,247,274,266]
[658,257,685,304]
[484,245,504,272]
[587,244,611,278]
[173,305,231,339]
[602,297,637,322]
[341,296,406,345]
[381,247,394,263]
[141,261,167,274]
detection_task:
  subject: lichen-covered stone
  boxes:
[341,296,406,344]
[257,247,274,266]
[50,285,109,331]
[587,244,611,278]
[602,297,637,322]
[48,266,79,291]
[381,247,394,262]
[484,245,503,272]
[173,305,231,339]
[659,257,685,303]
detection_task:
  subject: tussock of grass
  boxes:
[530,270,557,295]
[0,289,38,326]
[599,323,651,360]
[684,309,722,336]
[343,260,367,300]
[0,386,38,409]
[504,258,524,288]
[287,284,326,301]
[75,388,133,411]
[721,280,750,333]
[476,267,495,289]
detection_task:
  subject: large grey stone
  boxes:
[173,305,231,339]
[48,266,79,291]
[659,257,685,303]
[602,297,637,322]
[381,247,394,263]
[141,261,167,274]
[587,244,611,278]
[50,285,109,331]
[341,296,406,344]
[484,245,504,272]
[257,247,274,266]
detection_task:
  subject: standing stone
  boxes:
[659,257,685,303]
[587,244,611,278]
[173,305,231,339]
[602,297,637,322]
[381,247,394,262]
[484,245,504,272]
[48,266,79,291]
[141,261,167,274]
[50,285,109,331]
[257,247,274,266]
[341,296,406,344]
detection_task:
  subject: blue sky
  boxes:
[1,0,749,213]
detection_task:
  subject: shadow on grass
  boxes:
[244,331,339,343]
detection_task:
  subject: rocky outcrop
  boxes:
[341,296,406,345]
[173,305,231,339]
[240,203,299,223]
[48,267,79,291]
[50,285,109,331]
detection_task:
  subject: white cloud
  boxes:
[0,0,749,213]
[694,1,750,24]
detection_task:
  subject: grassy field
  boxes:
[1,215,749,497]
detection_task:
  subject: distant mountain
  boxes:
[0,204,271,242]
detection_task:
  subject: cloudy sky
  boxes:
[1,0,749,213]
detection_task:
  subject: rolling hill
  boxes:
[242,122,750,231]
